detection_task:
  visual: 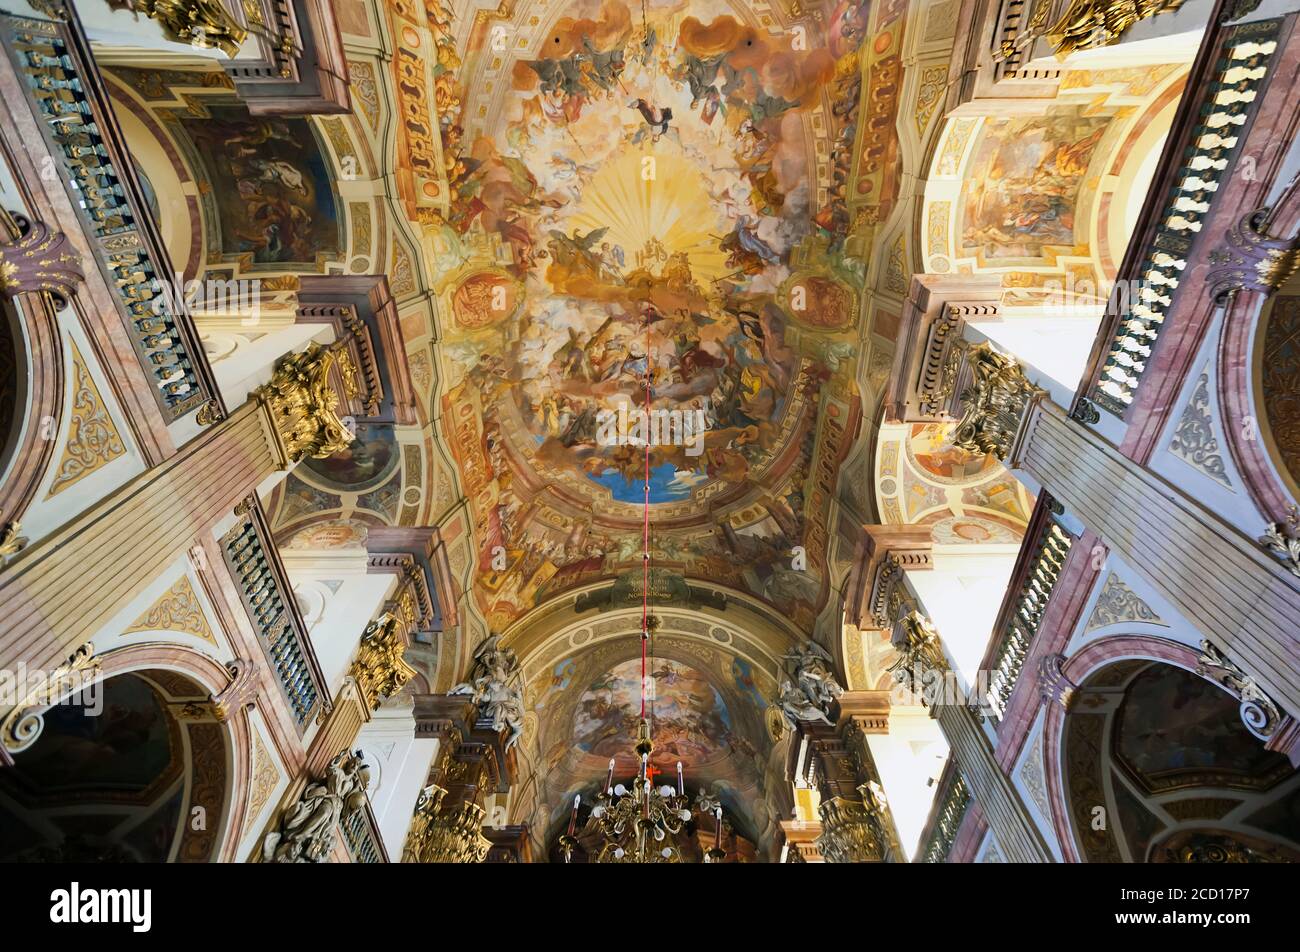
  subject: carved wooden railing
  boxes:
[221,498,326,730]
[341,798,389,863]
[919,763,971,863]
[0,8,220,423]
[983,497,1074,718]
[1088,14,1282,415]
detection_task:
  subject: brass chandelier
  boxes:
[584,719,691,863]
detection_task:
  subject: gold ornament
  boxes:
[951,342,1043,461]
[256,343,357,465]
[1046,0,1186,58]
[123,1,248,58]
[350,614,417,711]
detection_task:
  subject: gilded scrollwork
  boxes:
[46,342,127,497]
[256,343,357,465]
[951,342,1043,462]
[1045,0,1187,58]
[350,613,417,711]
[110,1,248,58]
[123,574,218,645]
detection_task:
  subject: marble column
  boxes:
[892,612,1052,863]
[1014,399,1300,719]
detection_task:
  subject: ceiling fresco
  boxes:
[922,66,1187,305]
[875,421,1033,540]
[524,636,783,849]
[425,0,878,629]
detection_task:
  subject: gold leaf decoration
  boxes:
[248,731,281,822]
[46,341,126,497]
[123,575,219,646]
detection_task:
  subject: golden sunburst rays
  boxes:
[564,147,731,284]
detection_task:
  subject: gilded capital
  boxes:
[815,796,885,863]
[400,783,448,862]
[256,343,357,465]
[350,614,417,712]
[952,342,1043,462]
[888,611,949,696]
[1046,0,1186,58]
[407,798,491,864]
[122,1,248,58]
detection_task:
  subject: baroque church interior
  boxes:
[1,0,1300,869]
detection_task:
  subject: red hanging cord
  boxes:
[641,313,651,719]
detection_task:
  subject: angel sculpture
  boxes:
[777,678,833,731]
[783,641,844,716]
[450,635,526,750]
[262,750,371,863]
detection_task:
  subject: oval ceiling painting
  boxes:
[438,0,869,628]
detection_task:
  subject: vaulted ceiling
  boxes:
[428,0,872,635]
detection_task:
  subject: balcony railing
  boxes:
[1090,17,1281,414]
[221,499,326,730]
[1,9,219,422]
[341,800,388,864]
[984,498,1074,718]
[920,764,971,863]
